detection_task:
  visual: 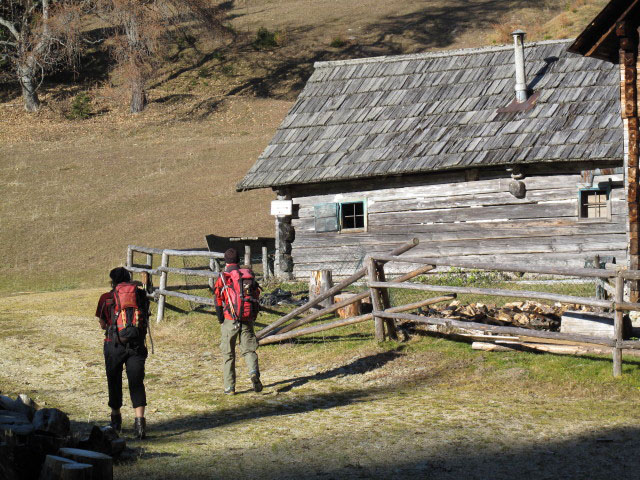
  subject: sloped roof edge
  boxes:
[313,39,575,70]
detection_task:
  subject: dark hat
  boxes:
[224,248,240,264]
[109,267,131,286]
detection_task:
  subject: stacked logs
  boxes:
[0,393,124,480]
[420,300,595,331]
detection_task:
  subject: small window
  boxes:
[579,188,610,220]
[313,200,367,232]
[341,201,365,230]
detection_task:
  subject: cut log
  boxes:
[309,270,333,308]
[38,455,77,480]
[60,463,93,480]
[334,293,362,318]
[33,409,70,437]
[472,341,640,357]
[58,448,112,480]
[78,426,125,457]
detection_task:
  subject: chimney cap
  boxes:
[512,29,526,38]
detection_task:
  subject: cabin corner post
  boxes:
[274,190,294,280]
[618,21,640,301]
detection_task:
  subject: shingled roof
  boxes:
[238,40,622,191]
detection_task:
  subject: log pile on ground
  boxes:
[0,393,123,480]
[419,300,596,331]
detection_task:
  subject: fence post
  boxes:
[208,258,219,290]
[613,274,624,376]
[367,257,386,342]
[244,245,251,267]
[262,245,269,280]
[376,261,397,341]
[126,246,133,268]
[146,253,153,269]
[157,251,169,324]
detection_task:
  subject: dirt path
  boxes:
[2,289,640,479]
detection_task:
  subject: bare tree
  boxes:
[0,1,84,112]
[98,0,228,113]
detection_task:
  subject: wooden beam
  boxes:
[259,295,455,345]
[367,281,613,309]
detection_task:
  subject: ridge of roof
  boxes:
[313,38,576,69]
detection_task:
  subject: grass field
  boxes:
[0,0,609,293]
[2,288,640,479]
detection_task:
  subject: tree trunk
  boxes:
[130,75,147,113]
[17,60,40,113]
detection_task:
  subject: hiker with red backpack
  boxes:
[213,248,263,395]
[95,267,150,439]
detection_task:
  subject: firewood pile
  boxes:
[420,300,596,331]
[0,393,124,480]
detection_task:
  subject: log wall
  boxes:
[289,163,627,278]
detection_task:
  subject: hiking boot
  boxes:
[110,412,122,433]
[250,374,263,393]
[223,387,235,395]
[134,417,146,439]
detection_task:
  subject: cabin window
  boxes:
[314,201,367,233]
[579,188,610,220]
[341,201,366,230]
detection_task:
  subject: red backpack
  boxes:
[221,268,260,322]
[110,282,148,343]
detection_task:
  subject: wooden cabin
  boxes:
[238,37,627,280]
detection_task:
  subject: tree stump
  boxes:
[333,293,362,319]
[60,463,93,480]
[309,270,333,308]
[39,455,77,480]
[58,448,112,480]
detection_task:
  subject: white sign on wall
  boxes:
[271,200,293,216]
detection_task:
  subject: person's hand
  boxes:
[99,320,107,330]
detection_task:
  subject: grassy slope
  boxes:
[0,0,608,293]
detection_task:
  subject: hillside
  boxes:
[0,0,609,293]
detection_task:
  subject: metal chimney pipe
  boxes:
[512,30,527,103]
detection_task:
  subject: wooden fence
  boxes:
[124,245,224,323]
[124,240,640,377]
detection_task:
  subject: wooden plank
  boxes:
[369,202,579,225]
[381,312,616,347]
[292,224,627,248]
[158,289,215,306]
[291,234,628,259]
[370,254,618,279]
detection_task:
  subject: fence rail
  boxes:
[124,245,225,323]
[366,254,640,377]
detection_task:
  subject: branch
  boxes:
[0,17,20,42]
[0,40,18,48]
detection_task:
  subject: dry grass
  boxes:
[0,0,609,294]
[2,289,640,479]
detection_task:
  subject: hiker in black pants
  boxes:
[95,267,149,439]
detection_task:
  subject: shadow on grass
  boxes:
[138,424,640,479]
[146,350,408,440]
